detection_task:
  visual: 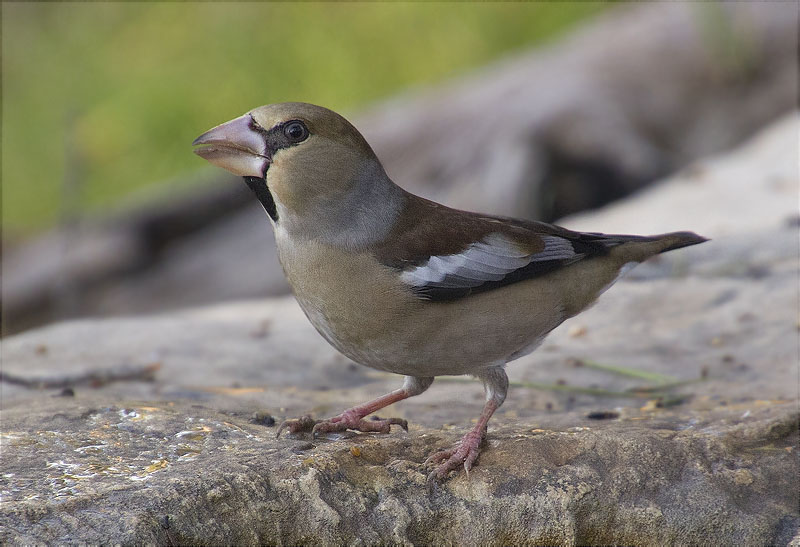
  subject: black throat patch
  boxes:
[243,176,277,221]
[242,118,310,223]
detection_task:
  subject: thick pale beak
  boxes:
[192,114,269,178]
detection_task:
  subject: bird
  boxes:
[192,102,707,479]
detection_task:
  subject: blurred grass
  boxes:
[2,2,606,237]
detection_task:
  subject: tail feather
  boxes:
[588,230,708,263]
[651,231,709,254]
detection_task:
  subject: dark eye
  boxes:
[284,121,309,143]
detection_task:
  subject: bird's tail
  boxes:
[588,231,708,262]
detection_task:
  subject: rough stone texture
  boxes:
[2,114,798,543]
[2,400,796,545]
[3,1,797,334]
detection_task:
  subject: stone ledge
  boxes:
[1,398,796,545]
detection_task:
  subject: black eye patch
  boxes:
[254,119,310,158]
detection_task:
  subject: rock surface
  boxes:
[2,114,798,543]
[3,1,797,335]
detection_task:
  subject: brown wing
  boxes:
[372,193,645,301]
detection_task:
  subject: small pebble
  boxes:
[568,325,587,338]
[350,446,361,457]
[292,442,314,453]
[641,400,660,412]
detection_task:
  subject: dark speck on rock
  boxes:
[250,410,276,426]
[57,387,75,397]
[744,265,771,279]
[587,410,620,420]
[783,213,800,228]
[709,289,738,307]
[249,319,272,338]
[79,408,98,419]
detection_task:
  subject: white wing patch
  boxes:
[400,233,577,289]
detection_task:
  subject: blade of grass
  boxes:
[626,378,705,394]
[576,358,678,385]
[437,376,649,399]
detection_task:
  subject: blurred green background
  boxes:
[2,2,605,239]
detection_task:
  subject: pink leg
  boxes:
[427,366,508,480]
[276,376,433,438]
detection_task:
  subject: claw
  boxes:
[276,414,316,438]
[464,446,479,472]
[386,417,408,431]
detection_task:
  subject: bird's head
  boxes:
[193,102,396,238]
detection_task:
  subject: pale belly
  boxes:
[277,234,625,377]
[284,259,565,376]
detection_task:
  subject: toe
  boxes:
[312,419,348,437]
[425,449,454,465]
[432,454,462,480]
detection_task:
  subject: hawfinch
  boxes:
[193,102,707,479]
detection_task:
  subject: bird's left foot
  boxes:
[312,410,408,436]
[276,410,407,438]
[426,427,486,480]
